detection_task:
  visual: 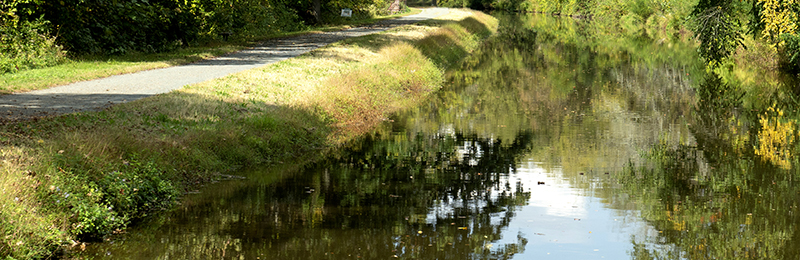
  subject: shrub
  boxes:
[620,13,645,34]
[779,33,800,73]
[0,18,65,74]
[43,155,178,240]
[18,0,306,55]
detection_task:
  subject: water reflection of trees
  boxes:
[306,130,535,259]
[87,129,533,259]
[486,12,800,260]
[616,68,800,259]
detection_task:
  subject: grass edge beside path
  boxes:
[0,9,423,95]
[0,9,498,259]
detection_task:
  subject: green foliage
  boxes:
[1,0,64,74]
[43,155,178,240]
[28,0,305,54]
[436,0,492,9]
[0,18,65,74]
[100,160,179,219]
[472,0,699,36]
[696,72,744,114]
[437,0,471,8]
[691,1,745,63]
[627,0,655,19]
[779,33,800,73]
[620,13,645,33]
[491,0,528,11]
[35,0,182,54]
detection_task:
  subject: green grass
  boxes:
[0,9,497,258]
[0,45,244,94]
[0,9,423,95]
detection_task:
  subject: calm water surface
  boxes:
[84,12,800,259]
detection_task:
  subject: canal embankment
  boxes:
[0,9,497,258]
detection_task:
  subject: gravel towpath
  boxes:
[0,7,450,121]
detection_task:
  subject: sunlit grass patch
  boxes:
[0,45,245,95]
[318,42,442,135]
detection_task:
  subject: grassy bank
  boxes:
[0,9,497,258]
[0,9,421,95]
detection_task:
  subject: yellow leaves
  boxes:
[759,0,798,45]
[666,210,688,231]
[725,117,749,154]
[754,105,796,169]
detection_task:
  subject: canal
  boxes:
[84,12,800,259]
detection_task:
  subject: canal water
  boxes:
[84,12,800,259]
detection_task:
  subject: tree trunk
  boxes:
[313,0,322,24]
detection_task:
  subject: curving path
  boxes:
[0,8,450,121]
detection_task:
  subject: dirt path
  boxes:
[0,8,450,122]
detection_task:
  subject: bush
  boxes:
[44,155,178,240]
[0,18,65,74]
[18,0,306,55]
[620,13,644,34]
[438,0,470,8]
[779,33,800,74]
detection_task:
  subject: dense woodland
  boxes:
[436,0,800,71]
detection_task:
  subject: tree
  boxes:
[314,0,323,23]
[691,0,745,64]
